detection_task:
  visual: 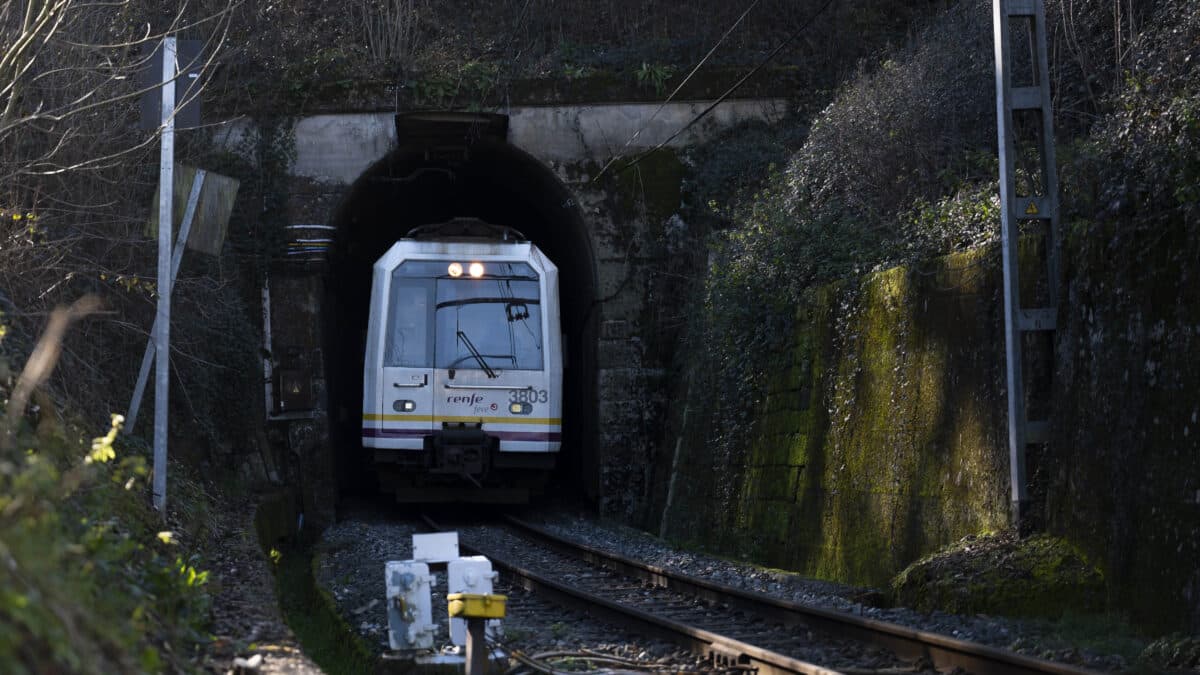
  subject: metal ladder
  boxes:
[992,0,1061,532]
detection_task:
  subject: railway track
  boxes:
[423,514,1104,675]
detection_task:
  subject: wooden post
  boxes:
[465,618,488,675]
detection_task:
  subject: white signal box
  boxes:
[447,556,502,646]
[385,561,437,650]
[413,532,459,563]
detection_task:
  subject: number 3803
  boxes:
[509,388,548,403]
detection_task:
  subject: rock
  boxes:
[1142,635,1200,670]
[889,532,1105,618]
[352,598,380,615]
[231,652,263,674]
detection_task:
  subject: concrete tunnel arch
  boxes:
[324,119,600,501]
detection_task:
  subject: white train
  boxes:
[362,219,562,502]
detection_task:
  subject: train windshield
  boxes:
[384,260,543,372]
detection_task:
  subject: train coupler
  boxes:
[428,423,495,477]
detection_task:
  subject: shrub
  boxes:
[1064,0,1200,229]
[0,328,214,674]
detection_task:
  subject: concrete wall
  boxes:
[255,102,758,521]
[215,100,786,184]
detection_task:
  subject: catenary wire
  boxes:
[592,0,764,181]
[599,0,839,181]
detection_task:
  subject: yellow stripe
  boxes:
[363,413,561,425]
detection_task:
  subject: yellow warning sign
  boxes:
[1024,200,1040,215]
[291,383,301,394]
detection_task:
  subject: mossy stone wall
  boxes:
[1049,221,1200,632]
[591,150,690,518]
[658,224,1200,631]
[661,246,1014,584]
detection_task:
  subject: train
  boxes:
[361,218,563,502]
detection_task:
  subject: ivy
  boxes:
[0,390,214,673]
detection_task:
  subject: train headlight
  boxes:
[468,262,485,278]
[509,402,532,415]
[447,262,463,277]
[393,400,417,412]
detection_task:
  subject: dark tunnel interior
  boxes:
[324,134,599,502]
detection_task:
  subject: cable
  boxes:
[592,0,764,181]
[599,0,839,181]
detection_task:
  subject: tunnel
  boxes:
[324,112,599,502]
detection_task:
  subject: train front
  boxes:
[362,237,563,502]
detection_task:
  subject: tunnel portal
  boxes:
[324,114,599,499]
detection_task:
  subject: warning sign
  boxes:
[277,369,313,411]
[1024,200,1040,215]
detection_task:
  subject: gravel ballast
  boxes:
[313,504,718,672]
[314,503,1136,673]
[525,510,1135,673]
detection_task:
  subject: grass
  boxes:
[272,545,376,675]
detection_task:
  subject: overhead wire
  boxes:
[596,0,839,182]
[591,0,764,181]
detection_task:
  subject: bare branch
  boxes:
[2,294,103,452]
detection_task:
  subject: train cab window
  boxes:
[434,262,543,372]
[384,267,435,367]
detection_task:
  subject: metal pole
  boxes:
[993,0,1028,528]
[153,36,176,514]
[126,169,205,433]
[993,0,1061,533]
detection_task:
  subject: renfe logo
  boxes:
[447,394,485,406]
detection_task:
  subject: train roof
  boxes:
[404,218,527,243]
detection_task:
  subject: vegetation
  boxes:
[642,0,1200,636]
[890,532,1106,618]
[0,2,262,672]
[214,0,938,112]
[1,0,260,444]
[680,0,1200,541]
[273,548,374,675]
[3,0,1198,667]
[0,327,215,673]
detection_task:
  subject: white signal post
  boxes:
[992,0,1061,532]
[153,36,176,514]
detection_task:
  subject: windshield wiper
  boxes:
[456,330,497,378]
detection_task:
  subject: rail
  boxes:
[422,514,841,675]
[499,515,1102,675]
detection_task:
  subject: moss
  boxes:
[661,216,1200,633]
[253,494,374,675]
[890,532,1105,619]
[613,151,685,227]
[253,490,301,554]
[273,546,375,675]
[663,243,1020,589]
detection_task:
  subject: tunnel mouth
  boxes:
[324,120,598,503]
